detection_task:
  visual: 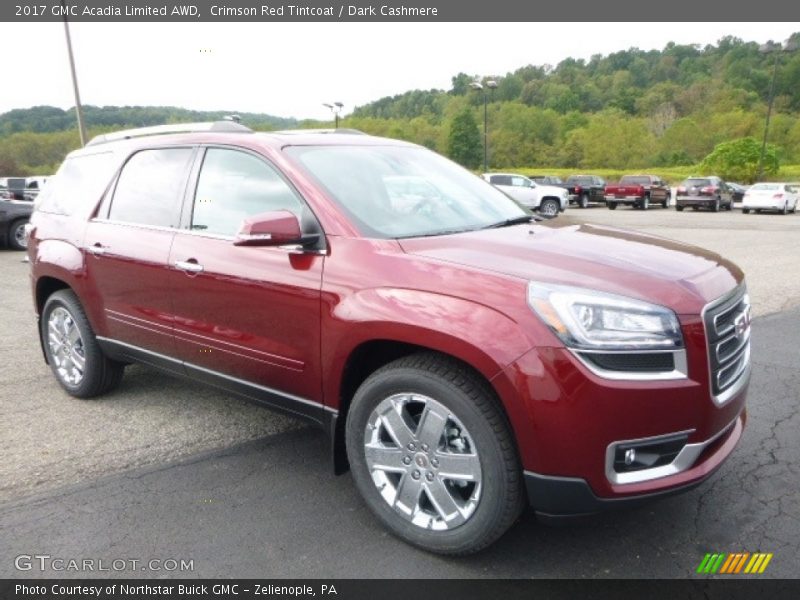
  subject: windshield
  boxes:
[286,145,528,239]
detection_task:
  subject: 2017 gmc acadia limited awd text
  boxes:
[27,122,750,555]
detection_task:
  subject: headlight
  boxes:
[527,282,683,350]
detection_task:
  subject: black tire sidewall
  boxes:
[41,290,109,398]
[345,365,516,554]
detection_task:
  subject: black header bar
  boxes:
[2,0,799,22]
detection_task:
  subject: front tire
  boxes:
[608,202,618,210]
[41,290,125,398]
[712,198,720,212]
[345,353,523,555]
[539,199,559,218]
[676,205,684,212]
[579,193,589,209]
[8,219,28,250]
[743,208,750,214]
[641,195,650,210]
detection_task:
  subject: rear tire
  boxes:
[782,203,788,215]
[41,290,125,398]
[345,353,524,555]
[676,205,684,212]
[742,208,750,214]
[8,219,28,251]
[608,202,618,210]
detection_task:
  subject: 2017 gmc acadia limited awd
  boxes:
[27,122,750,555]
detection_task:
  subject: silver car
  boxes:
[742,183,799,215]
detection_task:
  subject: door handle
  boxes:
[175,260,204,273]
[86,243,107,256]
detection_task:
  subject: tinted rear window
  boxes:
[620,176,651,185]
[36,152,117,217]
[683,178,711,187]
[108,148,194,227]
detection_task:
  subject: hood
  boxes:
[398,222,742,314]
[536,184,567,196]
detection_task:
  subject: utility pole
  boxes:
[62,1,87,146]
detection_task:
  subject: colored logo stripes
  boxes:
[696,552,773,574]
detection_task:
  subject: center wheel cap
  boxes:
[414,453,428,469]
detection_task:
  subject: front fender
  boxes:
[321,286,533,410]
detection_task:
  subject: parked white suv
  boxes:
[742,182,799,215]
[482,173,568,217]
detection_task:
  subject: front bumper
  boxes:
[492,306,749,511]
[524,410,745,516]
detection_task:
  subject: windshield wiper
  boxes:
[482,215,536,229]
[407,227,477,239]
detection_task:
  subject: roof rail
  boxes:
[86,121,253,146]
[270,128,367,136]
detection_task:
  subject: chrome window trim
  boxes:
[570,348,688,381]
[605,414,740,485]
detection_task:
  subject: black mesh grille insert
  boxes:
[580,352,675,373]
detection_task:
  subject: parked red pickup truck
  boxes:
[604,175,671,210]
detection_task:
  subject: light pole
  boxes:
[757,38,798,181]
[470,80,497,172]
[323,102,344,129]
[61,1,87,147]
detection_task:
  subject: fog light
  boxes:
[624,448,636,466]
[612,433,689,473]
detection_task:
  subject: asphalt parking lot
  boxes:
[1,206,799,577]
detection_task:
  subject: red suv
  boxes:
[27,122,750,555]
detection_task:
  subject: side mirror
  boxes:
[233,210,317,248]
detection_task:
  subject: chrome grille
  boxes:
[703,286,751,403]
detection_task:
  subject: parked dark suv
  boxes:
[676,177,734,212]
[28,122,750,554]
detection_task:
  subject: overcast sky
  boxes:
[2,22,798,120]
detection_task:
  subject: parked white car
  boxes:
[742,182,799,214]
[482,173,568,217]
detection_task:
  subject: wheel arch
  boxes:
[330,339,518,476]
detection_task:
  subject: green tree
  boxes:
[700,137,779,183]
[447,109,482,169]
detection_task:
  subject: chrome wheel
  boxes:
[13,221,28,249]
[364,393,482,531]
[540,199,559,217]
[47,306,86,386]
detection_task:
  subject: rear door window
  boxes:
[108,148,194,227]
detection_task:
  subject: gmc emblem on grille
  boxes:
[734,308,752,339]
